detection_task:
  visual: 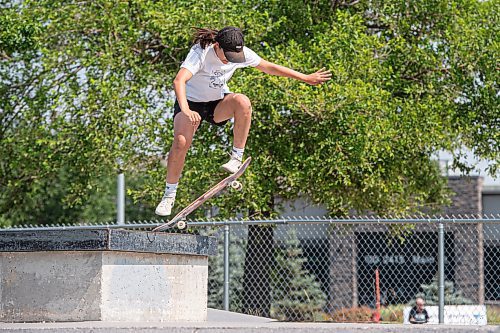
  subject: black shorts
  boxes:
[173,97,229,126]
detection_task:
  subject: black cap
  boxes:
[215,27,245,63]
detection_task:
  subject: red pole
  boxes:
[373,268,381,323]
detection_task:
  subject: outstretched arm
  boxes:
[255,59,331,85]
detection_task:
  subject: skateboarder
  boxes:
[155,26,331,216]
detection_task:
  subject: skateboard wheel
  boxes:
[230,180,243,191]
[177,220,187,230]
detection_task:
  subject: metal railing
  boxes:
[2,215,500,324]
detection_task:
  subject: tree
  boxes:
[0,0,497,315]
[207,232,247,312]
[412,276,473,306]
[242,224,275,317]
[271,228,327,321]
[1,0,497,222]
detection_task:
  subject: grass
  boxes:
[487,305,500,325]
[328,306,374,322]
[380,304,406,323]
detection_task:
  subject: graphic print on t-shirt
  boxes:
[209,70,225,89]
[414,313,426,322]
[181,45,261,102]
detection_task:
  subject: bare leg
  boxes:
[166,112,199,183]
[213,93,252,149]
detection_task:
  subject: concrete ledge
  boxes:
[0,229,217,323]
[0,229,217,256]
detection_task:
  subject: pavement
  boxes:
[0,309,498,333]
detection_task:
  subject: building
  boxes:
[279,174,500,308]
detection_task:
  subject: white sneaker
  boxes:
[221,156,242,174]
[155,196,175,216]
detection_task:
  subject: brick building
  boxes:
[327,176,498,308]
[280,175,499,308]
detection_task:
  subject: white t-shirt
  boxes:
[180,44,262,102]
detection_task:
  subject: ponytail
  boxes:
[192,27,218,49]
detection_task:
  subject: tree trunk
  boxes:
[242,217,275,317]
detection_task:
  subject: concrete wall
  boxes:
[101,251,208,321]
[0,229,216,323]
[0,251,208,322]
[0,251,102,322]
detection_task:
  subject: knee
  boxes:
[234,94,252,116]
[172,134,190,151]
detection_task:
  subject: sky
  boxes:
[438,150,499,187]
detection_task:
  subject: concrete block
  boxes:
[0,229,216,322]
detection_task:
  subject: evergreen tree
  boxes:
[207,232,247,312]
[412,276,473,306]
[271,228,327,321]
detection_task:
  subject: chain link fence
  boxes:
[202,216,500,324]
[2,216,499,324]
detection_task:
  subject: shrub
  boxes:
[413,276,473,306]
[329,306,373,322]
[380,304,405,323]
[487,305,500,325]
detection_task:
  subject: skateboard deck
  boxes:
[153,157,251,232]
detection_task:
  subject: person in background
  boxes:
[409,297,429,324]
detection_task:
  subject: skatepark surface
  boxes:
[0,308,498,333]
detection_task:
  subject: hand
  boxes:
[183,109,202,127]
[304,67,332,85]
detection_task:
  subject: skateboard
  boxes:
[153,157,251,232]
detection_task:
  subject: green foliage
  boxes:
[380,304,405,323]
[207,233,247,312]
[271,228,327,321]
[487,306,500,325]
[0,4,41,56]
[412,276,473,306]
[0,0,498,224]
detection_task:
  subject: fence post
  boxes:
[117,172,125,225]
[438,222,445,324]
[223,224,230,311]
[373,268,381,323]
